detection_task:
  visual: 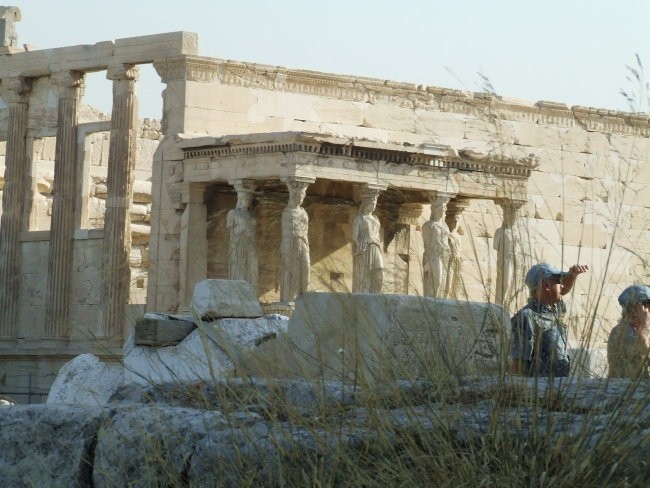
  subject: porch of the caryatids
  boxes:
[352,184,386,293]
[422,191,455,299]
[44,70,85,338]
[0,76,31,336]
[279,176,314,303]
[444,196,470,300]
[227,179,258,290]
[493,198,528,310]
[101,64,140,338]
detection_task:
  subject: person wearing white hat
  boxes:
[510,262,589,377]
[607,284,650,378]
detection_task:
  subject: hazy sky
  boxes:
[11,0,650,118]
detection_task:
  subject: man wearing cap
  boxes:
[510,263,589,377]
[607,284,650,378]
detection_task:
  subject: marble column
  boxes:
[493,198,527,309]
[44,71,85,338]
[352,184,386,293]
[0,76,31,337]
[280,177,314,303]
[101,65,139,338]
[444,197,470,299]
[396,203,425,295]
[179,183,208,308]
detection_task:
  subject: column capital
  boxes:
[49,70,85,97]
[354,183,386,201]
[229,179,256,194]
[106,63,140,82]
[428,190,455,204]
[282,176,315,188]
[495,198,527,212]
[0,76,31,103]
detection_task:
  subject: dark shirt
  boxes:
[510,299,570,377]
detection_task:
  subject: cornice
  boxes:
[182,132,538,180]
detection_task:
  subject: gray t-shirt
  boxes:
[510,299,570,377]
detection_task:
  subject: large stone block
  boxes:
[47,353,124,406]
[190,279,263,319]
[513,121,562,149]
[362,103,415,132]
[280,292,509,383]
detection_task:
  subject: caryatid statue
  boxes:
[422,192,453,298]
[493,199,527,308]
[226,181,258,289]
[445,197,470,299]
[352,187,384,293]
[280,177,314,302]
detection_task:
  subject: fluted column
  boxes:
[0,76,31,336]
[101,64,139,338]
[44,71,85,338]
[494,198,528,309]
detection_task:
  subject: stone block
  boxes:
[610,133,650,161]
[464,117,516,144]
[47,354,124,406]
[561,127,610,155]
[362,103,415,132]
[135,316,196,346]
[113,31,198,62]
[561,222,609,249]
[282,292,510,383]
[513,121,562,149]
[312,97,365,126]
[190,279,262,319]
[186,83,256,112]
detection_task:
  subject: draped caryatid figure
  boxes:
[352,189,384,293]
[422,192,452,298]
[445,197,469,300]
[227,182,258,289]
[280,178,313,302]
[493,199,527,308]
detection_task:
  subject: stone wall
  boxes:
[149,58,650,352]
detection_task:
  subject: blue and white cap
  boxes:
[524,263,568,290]
[618,284,650,306]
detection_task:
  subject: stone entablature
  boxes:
[157,55,650,137]
[179,132,536,200]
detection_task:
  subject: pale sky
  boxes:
[11,0,650,119]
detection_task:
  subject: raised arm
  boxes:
[561,264,589,295]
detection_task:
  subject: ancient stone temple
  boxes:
[1,7,649,400]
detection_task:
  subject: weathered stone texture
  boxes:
[3,377,650,486]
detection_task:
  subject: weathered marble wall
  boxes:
[149,59,650,353]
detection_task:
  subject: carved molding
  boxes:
[183,135,538,180]
[0,76,31,103]
[153,55,219,83]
